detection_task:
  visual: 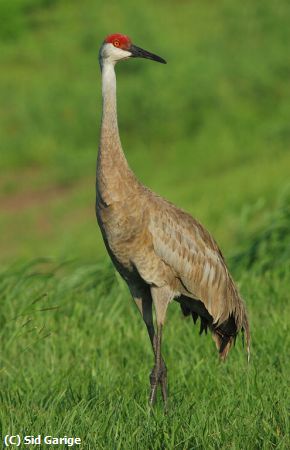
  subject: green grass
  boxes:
[1,0,290,447]
[1,250,290,449]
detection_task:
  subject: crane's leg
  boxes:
[132,286,155,349]
[130,284,168,408]
[149,286,171,409]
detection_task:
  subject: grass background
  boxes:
[1,0,290,448]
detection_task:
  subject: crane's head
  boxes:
[99,33,166,67]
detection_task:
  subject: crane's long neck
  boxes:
[97,61,137,205]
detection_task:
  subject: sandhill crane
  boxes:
[96,33,250,408]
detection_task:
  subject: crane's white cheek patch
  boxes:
[115,48,132,60]
[102,43,131,62]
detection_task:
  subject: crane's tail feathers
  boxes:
[179,299,250,362]
[213,306,251,362]
[211,331,235,361]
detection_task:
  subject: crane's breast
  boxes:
[96,199,151,272]
[96,197,177,288]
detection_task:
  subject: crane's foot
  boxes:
[149,361,168,410]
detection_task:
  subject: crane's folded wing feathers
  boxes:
[148,200,245,329]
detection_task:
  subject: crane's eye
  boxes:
[113,40,120,47]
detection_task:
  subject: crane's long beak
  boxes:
[130,44,167,64]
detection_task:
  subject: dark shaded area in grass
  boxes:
[231,188,290,275]
[0,0,60,40]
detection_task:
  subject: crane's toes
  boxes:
[149,362,167,408]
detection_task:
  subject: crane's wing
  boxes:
[148,199,245,329]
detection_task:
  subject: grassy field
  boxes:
[1,255,290,449]
[1,0,290,448]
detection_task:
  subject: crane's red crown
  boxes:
[105,33,132,50]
